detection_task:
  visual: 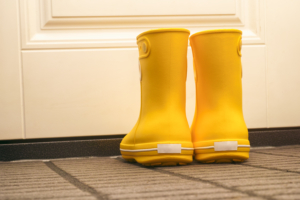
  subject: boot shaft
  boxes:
[135,29,191,144]
[137,29,190,117]
[190,29,243,114]
[190,29,248,142]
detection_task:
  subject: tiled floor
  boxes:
[1,145,300,200]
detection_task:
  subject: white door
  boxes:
[1,0,300,140]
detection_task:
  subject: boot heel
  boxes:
[123,155,193,166]
[195,151,249,163]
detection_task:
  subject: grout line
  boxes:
[44,161,109,200]
[236,182,300,190]
[242,163,300,175]
[251,151,300,158]
[251,146,300,151]
[114,157,275,198]
[250,146,276,150]
[150,167,274,200]
[202,173,298,181]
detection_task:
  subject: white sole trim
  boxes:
[120,147,194,153]
[195,144,250,150]
[120,148,157,152]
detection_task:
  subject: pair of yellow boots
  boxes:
[120,28,250,166]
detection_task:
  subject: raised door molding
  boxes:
[20,0,265,49]
[51,0,236,17]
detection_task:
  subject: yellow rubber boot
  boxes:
[190,29,250,163]
[120,28,194,166]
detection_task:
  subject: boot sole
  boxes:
[194,140,250,163]
[194,151,249,163]
[122,154,193,166]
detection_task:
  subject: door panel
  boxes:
[2,0,299,139]
[20,0,264,49]
[0,0,24,140]
[22,49,140,138]
[242,46,267,128]
[51,0,236,17]
[20,0,266,138]
[266,0,300,127]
